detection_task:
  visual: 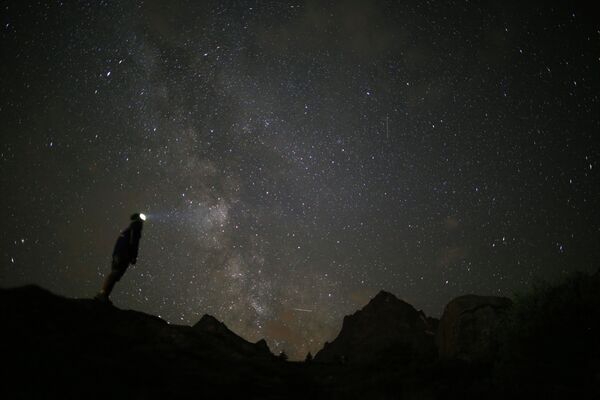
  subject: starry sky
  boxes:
[1,0,598,359]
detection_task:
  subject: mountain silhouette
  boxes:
[193,314,273,359]
[314,290,437,365]
[2,274,598,399]
[0,285,302,399]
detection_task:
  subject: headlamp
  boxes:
[139,213,147,221]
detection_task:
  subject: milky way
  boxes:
[1,1,598,359]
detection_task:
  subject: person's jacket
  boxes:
[112,221,143,263]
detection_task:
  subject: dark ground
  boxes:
[2,274,599,399]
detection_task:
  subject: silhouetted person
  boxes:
[95,212,145,304]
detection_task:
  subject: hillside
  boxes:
[1,272,599,399]
[0,285,307,399]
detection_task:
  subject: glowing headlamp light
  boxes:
[139,213,147,221]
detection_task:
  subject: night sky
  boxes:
[1,0,598,359]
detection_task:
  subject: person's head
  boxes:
[130,212,146,229]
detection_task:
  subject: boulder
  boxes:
[436,295,512,362]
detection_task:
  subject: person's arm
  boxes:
[129,229,141,264]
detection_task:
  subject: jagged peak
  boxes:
[198,314,221,324]
[315,289,437,364]
[255,338,271,352]
[193,314,228,332]
[371,290,398,302]
[191,314,273,357]
[338,290,419,330]
[364,290,414,310]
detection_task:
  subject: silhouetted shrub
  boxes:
[305,352,313,363]
[495,271,600,396]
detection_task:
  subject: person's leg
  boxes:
[96,256,126,301]
[101,269,122,296]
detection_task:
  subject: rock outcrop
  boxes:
[314,290,438,365]
[1,278,597,399]
[0,285,281,399]
[193,314,273,359]
[436,295,512,362]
